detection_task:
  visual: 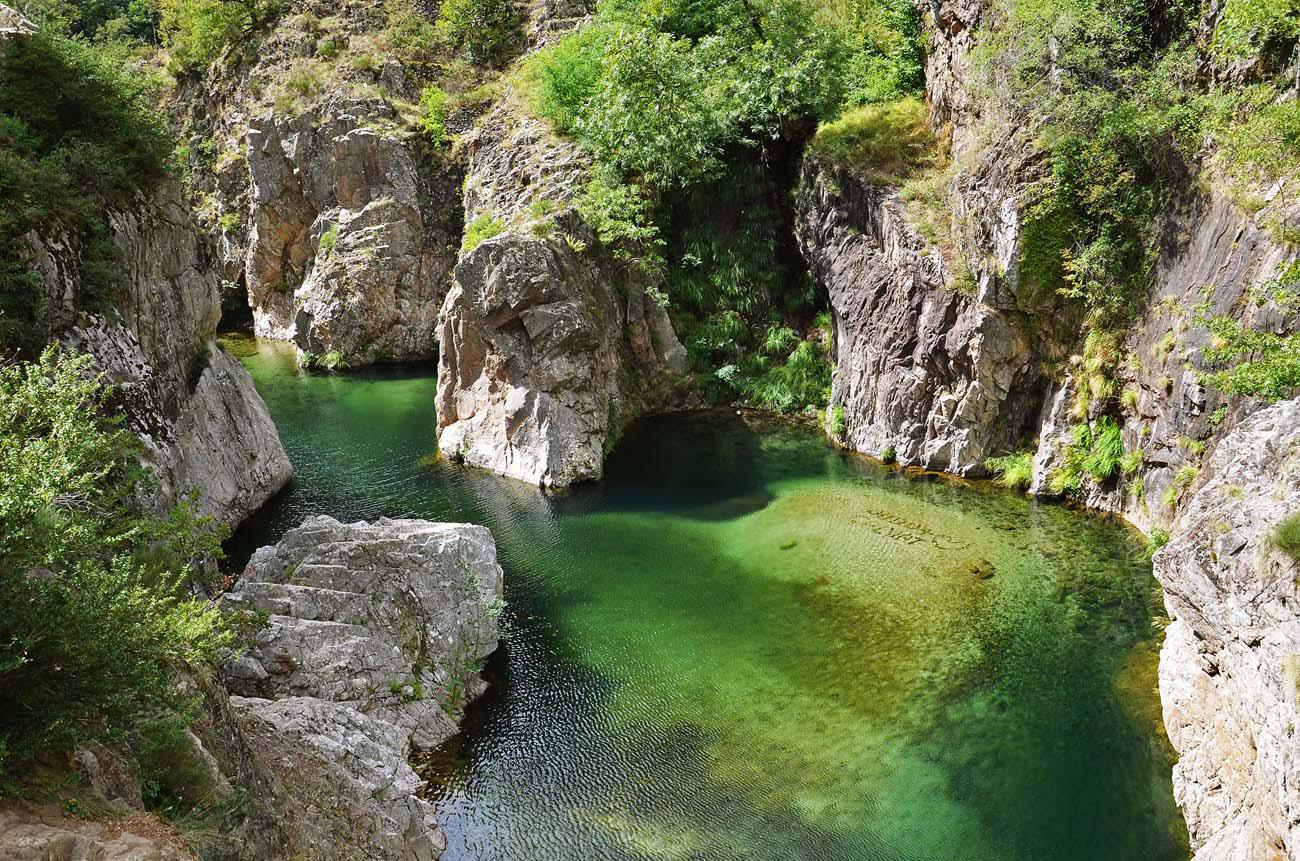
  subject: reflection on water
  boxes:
[227,336,1188,861]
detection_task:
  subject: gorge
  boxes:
[0,0,1297,858]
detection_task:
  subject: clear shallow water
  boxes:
[225,335,1188,861]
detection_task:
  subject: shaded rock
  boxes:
[240,102,461,364]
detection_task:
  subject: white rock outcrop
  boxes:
[1156,398,1300,860]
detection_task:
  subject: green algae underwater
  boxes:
[224,335,1188,861]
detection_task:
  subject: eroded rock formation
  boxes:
[174,4,463,367]
[435,100,685,486]
[1156,398,1300,860]
[214,515,503,859]
[25,180,291,528]
[795,157,1044,472]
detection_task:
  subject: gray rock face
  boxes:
[172,2,465,368]
[795,157,1043,472]
[1155,398,1300,860]
[1029,189,1299,532]
[25,179,291,528]
[217,515,504,860]
[436,100,685,487]
[239,101,461,364]
[0,804,193,860]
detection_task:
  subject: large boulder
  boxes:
[215,515,504,859]
[436,100,685,487]
[1155,398,1300,860]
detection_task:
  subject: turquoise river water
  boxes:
[224,336,1188,861]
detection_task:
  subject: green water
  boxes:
[226,335,1188,861]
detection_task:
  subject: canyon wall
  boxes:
[25,180,291,528]
[798,1,1300,857]
[173,2,463,367]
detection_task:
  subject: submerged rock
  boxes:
[216,515,503,859]
[1155,398,1300,860]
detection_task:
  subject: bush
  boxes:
[829,404,847,437]
[739,339,832,412]
[157,0,282,69]
[435,0,520,67]
[417,85,450,146]
[461,213,505,254]
[1200,312,1300,401]
[808,98,935,182]
[523,24,609,134]
[0,348,231,774]
[985,451,1034,490]
[318,223,338,256]
[880,445,897,464]
[0,30,169,355]
[1273,513,1300,560]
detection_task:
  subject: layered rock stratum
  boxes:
[215,515,503,859]
[1156,399,1300,861]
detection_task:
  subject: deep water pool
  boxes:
[224,335,1188,861]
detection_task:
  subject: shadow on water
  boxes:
[225,337,1188,861]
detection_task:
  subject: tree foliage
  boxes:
[0,349,230,775]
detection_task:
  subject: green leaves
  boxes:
[0,348,231,774]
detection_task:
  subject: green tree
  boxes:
[0,348,231,775]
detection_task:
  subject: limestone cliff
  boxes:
[435,98,686,487]
[173,2,463,367]
[795,156,1045,472]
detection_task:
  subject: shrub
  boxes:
[0,30,169,355]
[417,85,450,146]
[1273,513,1300,560]
[808,98,936,183]
[157,0,282,69]
[578,27,723,188]
[880,445,897,464]
[740,339,832,413]
[523,24,609,134]
[1081,416,1125,482]
[461,213,505,254]
[576,170,662,260]
[0,349,231,774]
[435,0,520,67]
[1200,311,1300,402]
[985,451,1034,490]
[829,404,847,437]
[318,223,338,256]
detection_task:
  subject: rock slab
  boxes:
[218,515,504,859]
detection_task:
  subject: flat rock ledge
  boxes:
[220,515,504,860]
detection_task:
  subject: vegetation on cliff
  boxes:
[515,0,924,410]
[0,349,231,779]
[0,17,168,355]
